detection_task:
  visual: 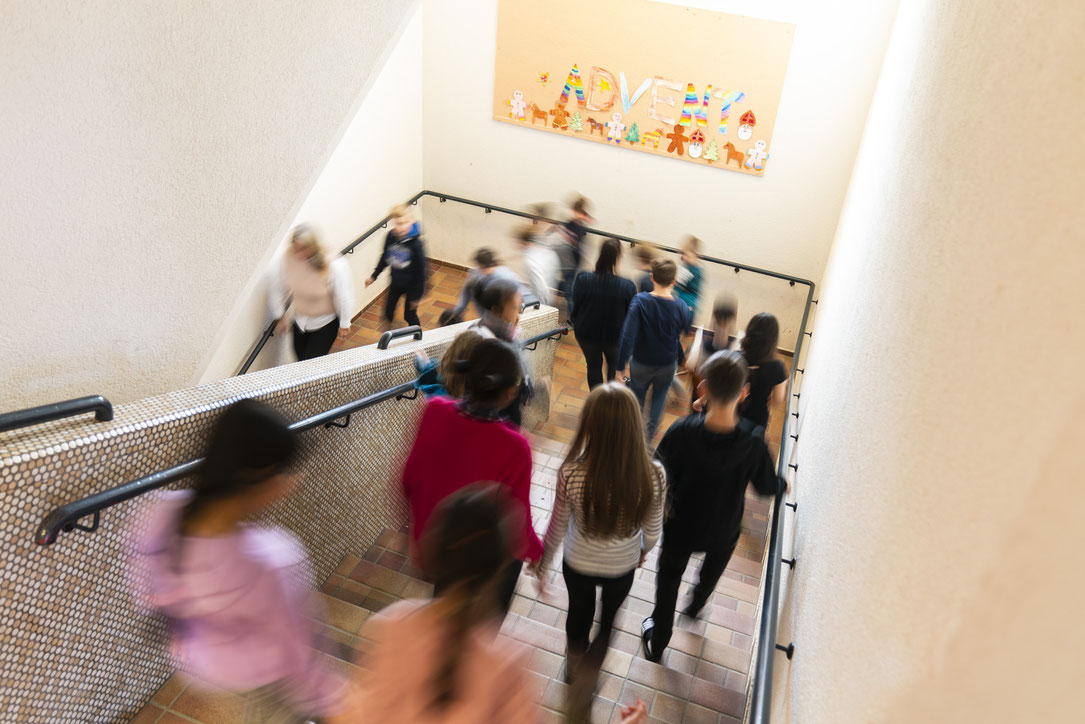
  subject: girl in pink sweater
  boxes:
[132,400,347,721]
[402,338,542,613]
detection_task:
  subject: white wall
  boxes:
[0,0,413,410]
[772,0,1085,720]
[420,0,899,343]
[198,3,424,381]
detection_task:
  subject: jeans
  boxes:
[562,562,636,673]
[385,283,423,328]
[291,318,340,361]
[628,360,677,440]
[648,540,736,655]
[577,339,618,389]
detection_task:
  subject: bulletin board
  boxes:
[493,0,795,176]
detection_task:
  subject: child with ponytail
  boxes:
[131,399,347,722]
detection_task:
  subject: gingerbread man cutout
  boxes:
[507,90,527,121]
[550,103,571,130]
[665,124,689,155]
[605,112,625,144]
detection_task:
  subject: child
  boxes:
[633,244,656,293]
[471,277,534,426]
[737,312,788,440]
[268,225,355,360]
[515,225,560,307]
[413,330,484,398]
[674,235,704,319]
[401,339,542,612]
[570,237,637,388]
[641,351,784,662]
[557,195,593,317]
[534,383,665,713]
[616,259,691,441]
[365,204,427,329]
[132,400,347,721]
[449,247,526,321]
[684,296,739,409]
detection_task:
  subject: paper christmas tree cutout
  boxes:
[703,139,720,163]
[570,111,584,133]
[625,122,640,144]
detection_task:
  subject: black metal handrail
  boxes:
[748,281,814,723]
[0,395,114,434]
[238,189,813,375]
[35,325,570,547]
[377,325,423,350]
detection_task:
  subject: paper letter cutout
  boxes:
[559,65,586,107]
[696,85,712,127]
[649,76,681,126]
[619,73,652,115]
[712,89,746,134]
[586,67,618,111]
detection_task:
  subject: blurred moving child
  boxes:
[641,352,784,662]
[132,400,347,722]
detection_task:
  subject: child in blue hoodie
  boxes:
[366,204,428,328]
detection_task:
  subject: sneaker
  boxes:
[641,617,662,663]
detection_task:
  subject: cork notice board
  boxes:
[493,0,795,176]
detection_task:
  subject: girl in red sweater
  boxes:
[401,338,542,612]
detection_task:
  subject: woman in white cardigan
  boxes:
[268,225,355,361]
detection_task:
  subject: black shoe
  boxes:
[641,617,663,663]
[681,601,705,620]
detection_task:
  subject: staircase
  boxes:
[133,435,770,724]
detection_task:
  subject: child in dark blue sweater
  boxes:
[366,204,428,329]
[616,259,691,440]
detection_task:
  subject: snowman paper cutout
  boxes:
[508,90,527,121]
[737,110,756,141]
[606,112,626,144]
[745,140,769,171]
[688,130,705,159]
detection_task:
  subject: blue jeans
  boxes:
[629,360,676,440]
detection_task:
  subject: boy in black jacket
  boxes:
[365,203,427,328]
[641,350,785,662]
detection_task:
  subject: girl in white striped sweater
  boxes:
[532,383,665,699]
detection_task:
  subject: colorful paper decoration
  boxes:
[665,124,689,155]
[586,66,618,110]
[588,116,605,136]
[625,122,640,144]
[723,141,745,167]
[640,128,664,149]
[703,139,720,163]
[550,103,571,129]
[680,83,698,127]
[538,72,550,86]
[695,85,711,127]
[716,90,746,134]
[737,110,757,140]
[570,111,584,132]
[605,112,626,143]
[745,140,769,171]
[648,76,681,126]
[507,90,527,120]
[688,129,705,158]
[619,73,652,115]
[559,65,586,107]
[529,103,548,125]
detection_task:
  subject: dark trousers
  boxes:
[292,318,340,361]
[385,283,423,328]
[433,558,522,615]
[563,562,636,671]
[577,339,619,389]
[649,540,736,654]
